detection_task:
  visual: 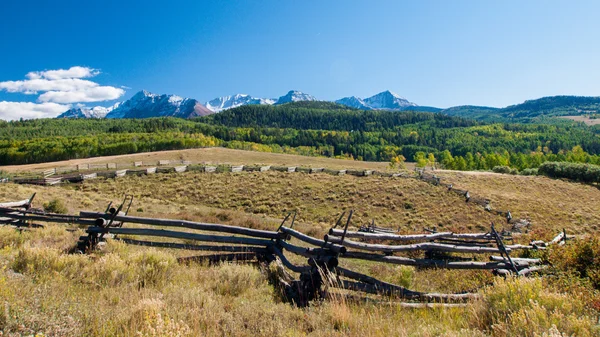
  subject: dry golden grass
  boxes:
[0,227,597,337]
[436,171,600,237]
[0,153,599,336]
[559,115,600,126]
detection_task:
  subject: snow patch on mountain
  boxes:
[335,96,372,110]
[105,90,212,119]
[57,102,121,119]
[363,90,417,110]
[206,94,275,112]
[275,90,317,105]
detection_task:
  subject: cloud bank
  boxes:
[0,66,125,120]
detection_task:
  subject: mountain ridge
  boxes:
[57,89,600,123]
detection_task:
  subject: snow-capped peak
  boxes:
[105,90,212,119]
[334,91,418,111]
[205,94,275,112]
[362,90,417,110]
[274,90,317,105]
[335,96,372,110]
[57,102,121,119]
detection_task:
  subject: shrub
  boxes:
[492,166,512,174]
[43,199,68,214]
[473,277,597,336]
[538,162,600,184]
[550,237,600,290]
[520,168,538,176]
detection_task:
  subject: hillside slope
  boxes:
[442,96,600,122]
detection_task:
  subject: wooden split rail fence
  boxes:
[0,196,563,307]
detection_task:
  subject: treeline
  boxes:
[204,104,478,131]
[0,133,221,164]
[434,146,600,171]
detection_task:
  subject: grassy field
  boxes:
[559,115,600,125]
[0,147,413,173]
[0,149,599,336]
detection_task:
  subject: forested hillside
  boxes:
[1,102,600,170]
[442,96,600,122]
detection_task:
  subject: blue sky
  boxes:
[1,0,599,119]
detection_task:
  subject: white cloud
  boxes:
[38,86,125,104]
[26,66,99,80]
[0,101,70,120]
[0,78,99,94]
[0,66,126,119]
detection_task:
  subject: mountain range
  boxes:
[57,89,600,122]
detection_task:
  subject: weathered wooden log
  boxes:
[345,169,365,176]
[342,251,531,269]
[494,265,548,277]
[204,166,217,173]
[0,199,31,208]
[231,165,244,172]
[296,167,311,173]
[489,256,541,264]
[174,165,187,173]
[86,227,275,247]
[334,280,475,303]
[277,239,332,258]
[550,231,566,245]
[242,165,260,172]
[82,173,98,180]
[117,238,270,253]
[280,226,346,254]
[326,235,508,254]
[156,166,176,173]
[126,167,151,175]
[13,177,61,186]
[434,238,496,247]
[517,265,548,276]
[324,168,346,176]
[331,229,462,241]
[334,267,477,301]
[505,244,540,250]
[80,211,285,240]
[333,267,420,298]
[372,171,391,177]
[309,167,324,174]
[269,246,312,273]
[270,166,290,172]
[0,211,98,226]
[332,229,503,241]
